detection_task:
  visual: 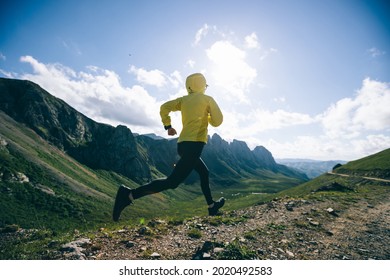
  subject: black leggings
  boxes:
[132,141,214,205]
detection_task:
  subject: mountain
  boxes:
[140,133,166,140]
[202,135,307,183]
[276,159,348,179]
[0,78,151,183]
[0,77,307,232]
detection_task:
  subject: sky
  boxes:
[1,0,389,161]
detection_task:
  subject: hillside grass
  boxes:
[0,113,188,233]
[334,148,390,179]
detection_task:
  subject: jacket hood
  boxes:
[186,73,207,94]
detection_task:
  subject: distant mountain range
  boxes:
[276,159,348,179]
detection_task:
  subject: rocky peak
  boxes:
[253,145,277,168]
[0,78,151,182]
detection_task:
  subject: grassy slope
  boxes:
[334,148,390,179]
[0,112,199,231]
[277,149,390,200]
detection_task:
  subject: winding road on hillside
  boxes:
[327,172,390,183]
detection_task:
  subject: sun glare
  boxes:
[206,41,257,102]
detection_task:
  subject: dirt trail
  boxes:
[60,183,390,260]
[328,172,390,183]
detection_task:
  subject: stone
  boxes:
[325,230,334,236]
[286,250,295,258]
[257,248,265,255]
[276,248,284,254]
[138,226,152,235]
[202,253,211,259]
[60,238,91,260]
[214,247,224,253]
[326,208,339,217]
[285,201,295,211]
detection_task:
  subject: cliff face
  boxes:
[0,78,151,182]
[0,77,308,184]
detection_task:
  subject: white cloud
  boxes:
[368,47,385,58]
[129,66,167,88]
[211,108,317,149]
[352,134,390,157]
[321,78,390,139]
[168,70,183,89]
[0,52,6,61]
[61,38,82,55]
[264,133,390,161]
[186,59,195,68]
[247,109,315,132]
[19,56,162,133]
[259,47,278,61]
[244,32,260,49]
[273,96,286,103]
[129,66,182,89]
[259,78,390,160]
[211,77,390,161]
[194,24,210,45]
[206,40,257,103]
[0,69,13,77]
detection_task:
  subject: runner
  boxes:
[113,73,224,221]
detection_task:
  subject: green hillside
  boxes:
[0,111,202,232]
[333,148,390,179]
[277,148,390,200]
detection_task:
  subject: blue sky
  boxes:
[1,0,389,160]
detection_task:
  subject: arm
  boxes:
[208,97,223,127]
[160,98,182,135]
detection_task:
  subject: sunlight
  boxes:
[206,41,256,102]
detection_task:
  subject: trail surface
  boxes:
[58,181,390,260]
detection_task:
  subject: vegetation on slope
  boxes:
[333,148,390,179]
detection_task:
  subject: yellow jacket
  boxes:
[160,92,223,143]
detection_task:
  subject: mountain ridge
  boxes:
[0,77,308,184]
[276,159,348,179]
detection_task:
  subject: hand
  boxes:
[167,127,177,136]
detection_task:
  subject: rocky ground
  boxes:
[59,183,390,260]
